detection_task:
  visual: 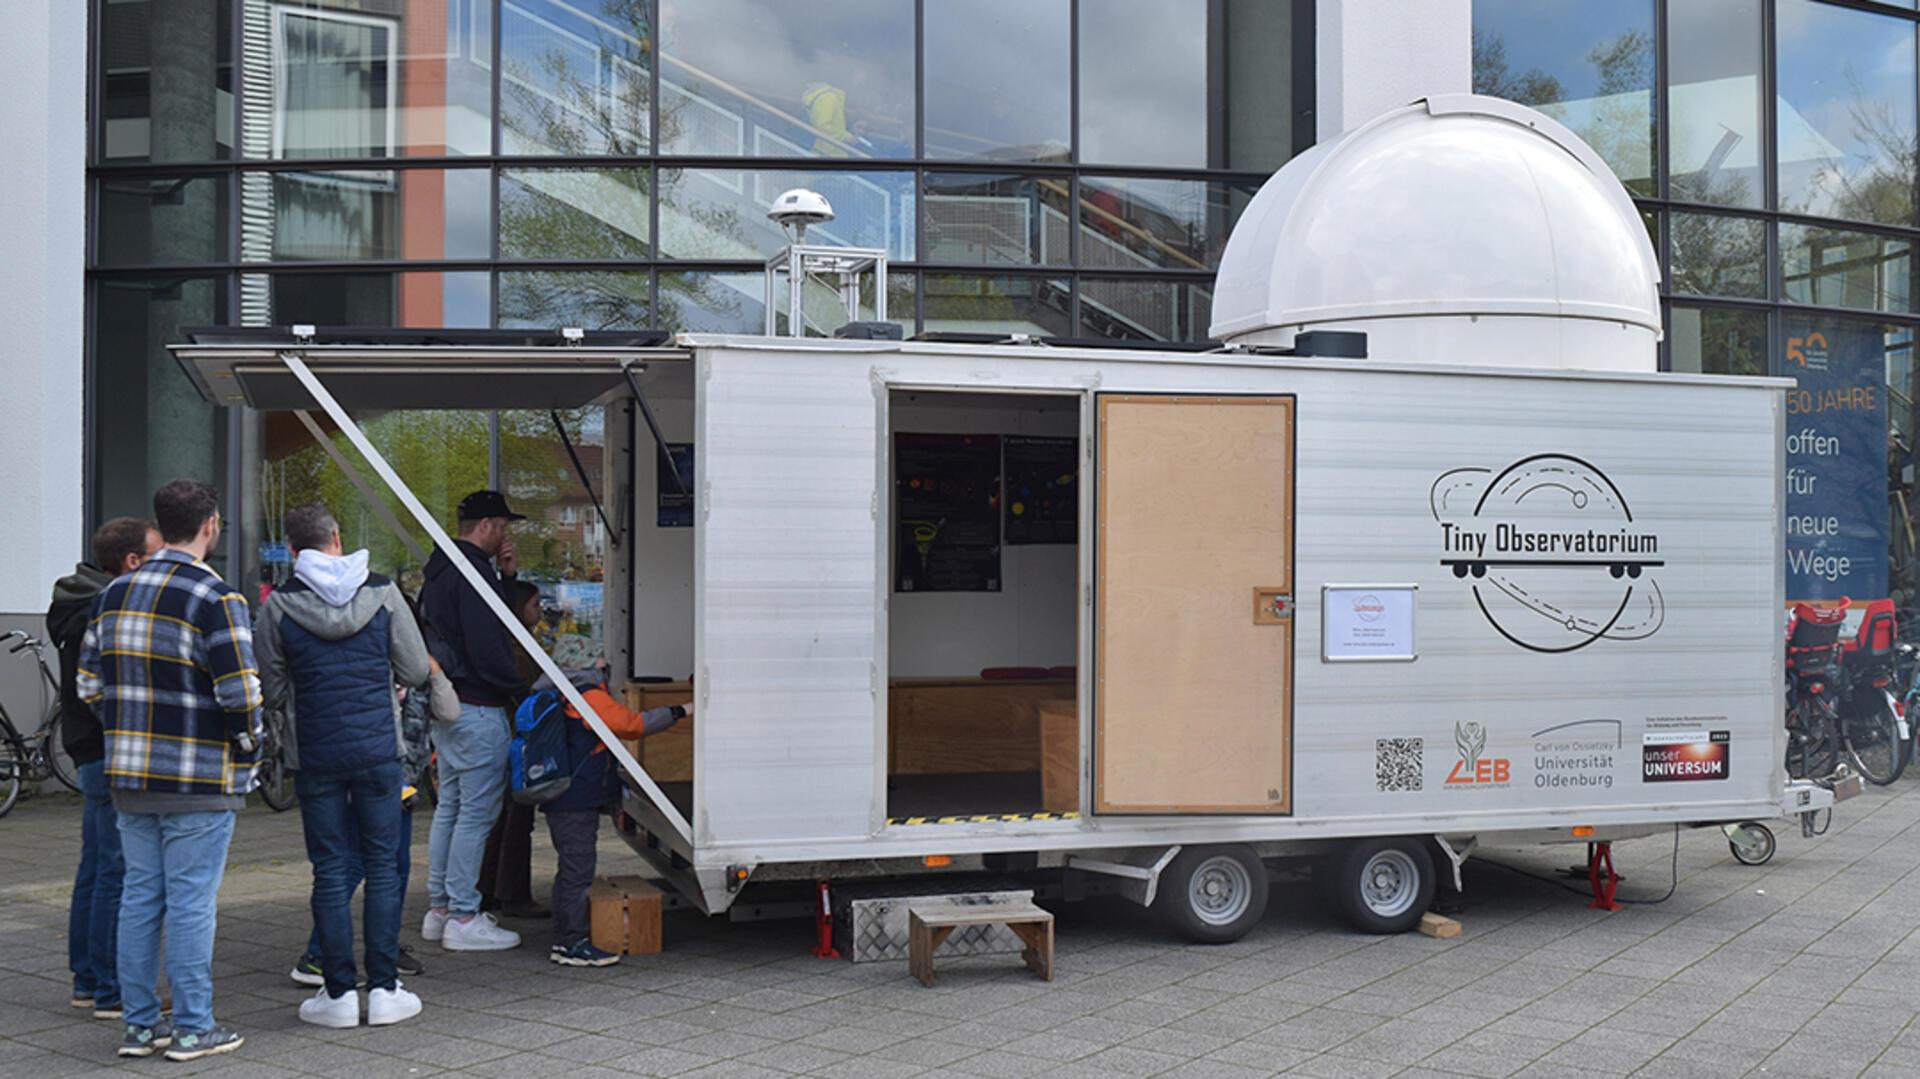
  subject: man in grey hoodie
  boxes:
[255,504,430,1030]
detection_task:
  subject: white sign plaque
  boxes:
[1322,585,1418,662]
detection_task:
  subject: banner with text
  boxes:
[1783,316,1887,603]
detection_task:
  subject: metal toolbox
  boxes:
[831,881,1034,964]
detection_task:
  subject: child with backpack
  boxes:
[512,664,689,966]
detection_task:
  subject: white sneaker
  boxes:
[442,912,520,952]
[420,908,449,942]
[367,984,422,1026]
[297,988,359,1029]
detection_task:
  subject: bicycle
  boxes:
[1785,599,1847,782]
[1836,602,1906,785]
[0,630,79,817]
[1898,640,1920,768]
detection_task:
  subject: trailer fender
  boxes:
[1064,847,1182,907]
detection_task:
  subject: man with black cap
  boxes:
[416,491,528,952]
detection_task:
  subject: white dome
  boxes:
[1210,95,1661,372]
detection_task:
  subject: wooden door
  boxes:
[1094,395,1294,814]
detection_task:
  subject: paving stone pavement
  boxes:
[5,779,1920,1078]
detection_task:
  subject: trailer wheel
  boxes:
[1328,837,1435,934]
[1152,845,1269,944]
[1727,822,1776,866]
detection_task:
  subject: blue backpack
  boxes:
[509,689,573,806]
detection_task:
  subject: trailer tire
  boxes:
[1152,845,1269,944]
[1328,837,1435,934]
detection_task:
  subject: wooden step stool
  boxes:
[907,901,1054,987]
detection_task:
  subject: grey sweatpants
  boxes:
[544,809,600,949]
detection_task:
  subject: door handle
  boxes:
[1253,589,1292,625]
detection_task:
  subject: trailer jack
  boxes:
[1585,842,1621,912]
[811,881,841,959]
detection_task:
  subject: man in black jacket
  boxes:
[417,491,529,952]
[47,517,160,1019]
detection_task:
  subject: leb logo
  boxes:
[1445,721,1511,787]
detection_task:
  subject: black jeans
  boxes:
[544,809,600,949]
[479,792,535,906]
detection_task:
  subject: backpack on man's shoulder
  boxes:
[509,688,572,805]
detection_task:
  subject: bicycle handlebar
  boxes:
[7,640,29,654]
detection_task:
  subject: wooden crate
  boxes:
[586,875,664,955]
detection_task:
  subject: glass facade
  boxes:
[88,0,1307,604]
[1477,0,1920,608]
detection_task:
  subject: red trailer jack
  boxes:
[1586,842,1621,911]
[811,880,840,959]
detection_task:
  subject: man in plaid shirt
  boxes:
[78,479,261,1063]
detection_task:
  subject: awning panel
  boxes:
[169,340,690,411]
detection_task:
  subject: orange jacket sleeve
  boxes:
[567,686,650,740]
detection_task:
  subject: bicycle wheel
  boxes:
[257,756,297,812]
[1788,698,1839,779]
[40,706,77,792]
[0,740,20,818]
[1845,693,1908,785]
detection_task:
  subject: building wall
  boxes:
[0,0,86,728]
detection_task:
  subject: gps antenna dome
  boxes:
[767,188,835,244]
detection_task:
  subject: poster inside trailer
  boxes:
[1782,316,1888,606]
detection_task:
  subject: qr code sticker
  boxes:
[1376,738,1424,792]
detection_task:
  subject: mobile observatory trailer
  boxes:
[174,98,1834,942]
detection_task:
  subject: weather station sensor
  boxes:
[763,188,890,338]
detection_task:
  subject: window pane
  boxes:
[1667,304,1765,375]
[1667,0,1763,207]
[249,0,492,159]
[924,174,1069,266]
[1776,0,1918,226]
[243,168,490,262]
[924,0,1069,162]
[91,275,230,521]
[659,0,914,159]
[658,168,914,261]
[1669,212,1765,299]
[501,407,609,665]
[96,175,231,266]
[498,270,650,330]
[1079,0,1296,170]
[923,275,1070,336]
[1471,0,1655,196]
[257,409,494,586]
[1078,177,1257,272]
[500,168,649,260]
[1782,224,1913,314]
[1079,278,1213,342]
[658,269,913,335]
[261,270,489,327]
[501,0,649,156]
[101,0,233,162]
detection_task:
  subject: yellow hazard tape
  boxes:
[886,811,1081,827]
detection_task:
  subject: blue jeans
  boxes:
[68,761,123,1008]
[296,762,404,997]
[305,807,412,958]
[426,704,508,916]
[116,808,236,1034]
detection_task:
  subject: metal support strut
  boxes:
[1586,842,1621,912]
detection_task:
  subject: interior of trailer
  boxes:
[883,389,1081,820]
